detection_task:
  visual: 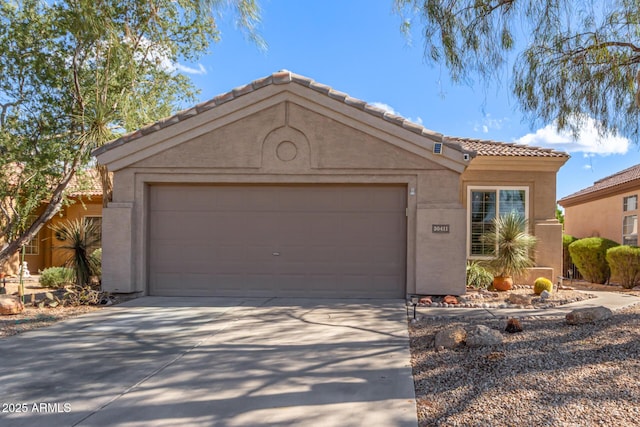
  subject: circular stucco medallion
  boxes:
[276,141,297,161]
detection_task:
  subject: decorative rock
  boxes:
[443,295,459,305]
[419,297,432,305]
[465,325,504,347]
[509,294,532,306]
[566,306,613,325]
[505,318,523,333]
[0,296,24,315]
[540,290,551,300]
[434,326,467,349]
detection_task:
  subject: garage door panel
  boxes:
[149,185,406,298]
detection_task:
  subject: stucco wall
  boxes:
[563,189,639,243]
[101,93,469,297]
[461,159,565,283]
[2,197,102,277]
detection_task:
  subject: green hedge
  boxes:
[606,245,640,289]
[568,237,619,284]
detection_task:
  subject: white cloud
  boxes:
[371,102,396,114]
[473,114,507,134]
[516,116,629,155]
[173,63,207,75]
[130,36,207,76]
[370,102,423,126]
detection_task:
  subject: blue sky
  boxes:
[181,0,640,201]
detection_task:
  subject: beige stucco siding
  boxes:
[563,189,639,243]
[461,158,565,283]
[99,92,469,297]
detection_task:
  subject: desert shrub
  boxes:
[562,234,578,276]
[569,237,619,284]
[606,246,640,289]
[39,267,75,288]
[466,261,494,289]
[533,277,553,294]
[49,219,101,286]
[63,285,108,306]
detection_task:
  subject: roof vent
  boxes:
[433,142,443,155]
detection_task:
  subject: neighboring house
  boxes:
[2,170,103,276]
[94,71,568,298]
[558,164,640,246]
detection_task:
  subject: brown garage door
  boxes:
[148,185,406,298]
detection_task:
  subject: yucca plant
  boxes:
[481,212,537,289]
[49,218,101,286]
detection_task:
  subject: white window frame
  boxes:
[623,214,638,246]
[23,215,40,255]
[467,186,530,259]
[84,215,102,253]
[623,195,638,212]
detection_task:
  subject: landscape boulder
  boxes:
[566,306,612,325]
[443,295,459,305]
[465,325,504,347]
[505,318,523,333]
[0,296,24,315]
[509,294,532,306]
[434,326,466,349]
[419,297,432,305]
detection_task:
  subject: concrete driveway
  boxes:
[0,297,417,427]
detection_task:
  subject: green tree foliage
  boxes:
[0,0,262,268]
[394,0,640,141]
[568,237,619,284]
[606,245,640,289]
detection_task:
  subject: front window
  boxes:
[23,215,39,255]
[469,187,528,256]
[623,215,638,246]
[623,195,638,212]
[84,216,102,254]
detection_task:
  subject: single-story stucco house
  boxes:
[94,71,568,298]
[559,163,640,246]
[1,170,103,277]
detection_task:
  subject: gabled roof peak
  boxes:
[94,70,451,157]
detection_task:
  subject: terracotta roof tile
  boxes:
[449,137,569,158]
[66,169,103,197]
[93,70,568,161]
[558,163,640,203]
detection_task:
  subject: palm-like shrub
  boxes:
[482,212,537,279]
[49,218,101,286]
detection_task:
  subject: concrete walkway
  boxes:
[413,290,640,320]
[0,298,417,427]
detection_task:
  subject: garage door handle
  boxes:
[272,252,280,256]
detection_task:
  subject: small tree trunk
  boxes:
[97,164,112,208]
[0,168,79,267]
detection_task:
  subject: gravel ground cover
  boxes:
[410,283,640,426]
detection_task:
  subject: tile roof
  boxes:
[558,163,640,204]
[94,70,568,160]
[66,169,103,197]
[448,137,569,158]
